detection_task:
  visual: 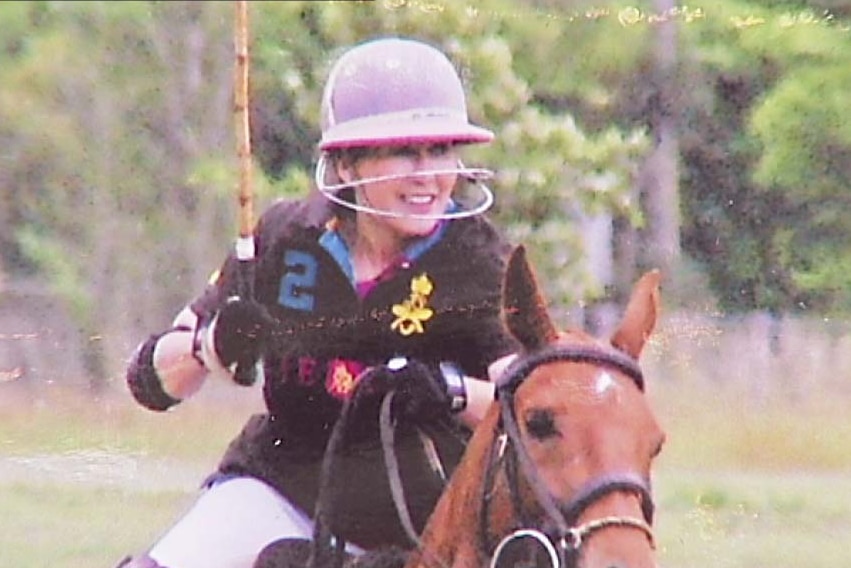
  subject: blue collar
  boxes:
[319,220,449,286]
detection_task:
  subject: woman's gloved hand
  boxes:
[208,297,274,384]
[358,358,465,422]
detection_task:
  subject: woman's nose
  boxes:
[413,152,454,176]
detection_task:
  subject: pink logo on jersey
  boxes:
[326,359,367,399]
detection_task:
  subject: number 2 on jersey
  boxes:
[278,249,317,311]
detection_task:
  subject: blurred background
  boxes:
[1,1,850,566]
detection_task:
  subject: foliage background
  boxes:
[1,0,850,383]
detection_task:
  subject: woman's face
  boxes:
[337,143,460,238]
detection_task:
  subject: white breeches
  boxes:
[147,475,362,568]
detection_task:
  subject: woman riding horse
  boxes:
[118,36,518,568]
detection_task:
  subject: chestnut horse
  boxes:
[404,246,665,568]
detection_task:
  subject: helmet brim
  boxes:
[319,116,494,151]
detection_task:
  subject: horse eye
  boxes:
[525,409,559,440]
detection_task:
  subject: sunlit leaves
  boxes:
[750,62,851,198]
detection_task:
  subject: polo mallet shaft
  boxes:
[234,0,254,268]
[232,0,257,386]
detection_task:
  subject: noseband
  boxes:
[483,344,656,568]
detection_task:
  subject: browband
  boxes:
[496,344,644,395]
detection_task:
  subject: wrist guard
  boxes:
[126,334,181,412]
[439,361,467,413]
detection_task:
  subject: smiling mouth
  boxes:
[402,194,436,206]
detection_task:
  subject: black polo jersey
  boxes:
[191,192,517,549]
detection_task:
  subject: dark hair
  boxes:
[326,147,376,166]
[324,148,371,221]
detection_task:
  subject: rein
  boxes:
[482,344,656,568]
[379,391,425,547]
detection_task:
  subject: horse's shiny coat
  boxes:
[404,246,665,568]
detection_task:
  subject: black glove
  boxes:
[374,358,454,422]
[211,297,273,374]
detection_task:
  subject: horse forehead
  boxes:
[593,371,617,395]
[522,365,626,407]
[549,334,626,394]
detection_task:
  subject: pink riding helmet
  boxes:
[319,37,494,151]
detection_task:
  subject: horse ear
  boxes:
[503,245,559,350]
[610,269,662,359]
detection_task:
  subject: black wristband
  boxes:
[439,361,467,412]
[126,334,181,412]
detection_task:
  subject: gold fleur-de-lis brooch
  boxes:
[391,273,434,336]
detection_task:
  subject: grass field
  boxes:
[2,378,850,567]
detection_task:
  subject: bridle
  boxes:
[483,344,657,568]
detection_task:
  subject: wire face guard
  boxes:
[314,153,495,220]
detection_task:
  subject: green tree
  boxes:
[676,0,851,313]
[1,1,652,379]
[0,2,240,384]
[8,0,851,386]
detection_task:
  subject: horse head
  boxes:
[406,245,665,568]
[492,245,664,568]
